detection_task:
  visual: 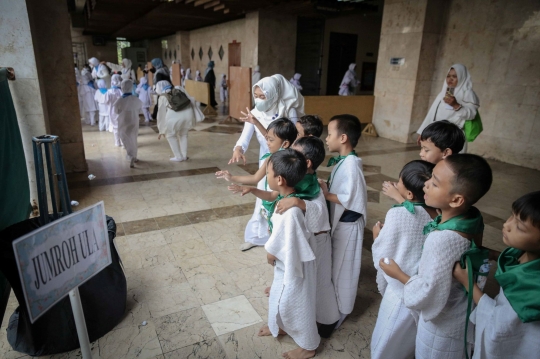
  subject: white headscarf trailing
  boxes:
[111,74,122,88]
[88,57,100,68]
[121,79,133,95]
[417,63,480,134]
[252,74,305,119]
[185,68,192,80]
[289,73,303,91]
[339,63,359,95]
[121,58,134,80]
[195,70,202,81]
[155,80,173,95]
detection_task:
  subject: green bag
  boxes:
[464,110,483,142]
[459,241,489,359]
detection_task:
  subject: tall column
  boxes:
[372,0,446,143]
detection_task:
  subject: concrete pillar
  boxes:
[176,31,191,69]
[372,0,446,143]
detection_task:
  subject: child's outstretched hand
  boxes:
[215,170,232,181]
[373,221,384,239]
[452,262,469,288]
[382,181,405,204]
[228,184,251,196]
[318,179,329,194]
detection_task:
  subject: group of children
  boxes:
[217,114,540,359]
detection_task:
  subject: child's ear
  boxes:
[340,133,348,144]
[306,159,313,169]
[442,148,453,159]
[448,193,465,208]
[406,190,415,200]
[277,175,285,186]
[282,140,290,148]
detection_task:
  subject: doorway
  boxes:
[326,32,358,95]
[360,62,376,92]
[294,17,325,96]
[228,42,241,67]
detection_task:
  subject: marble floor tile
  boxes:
[187,271,243,305]
[122,218,160,235]
[201,295,263,336]
[179,253,227,279]
[162,338,226,359]
[126,261,188,290]
[134,282,200,318]
[168,238,211,260]
[116,291,152,330]
[98,321,162,359]
[160,224,202,243]
[213,247,267,272]
[155,307,216,354]
[119,244,177,270]
[155,213,191,230]
[116,230,168,252]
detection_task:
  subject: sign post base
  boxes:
[69,287,93,359]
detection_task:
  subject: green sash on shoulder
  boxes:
[392,200,425,214]
[423,206,484,235]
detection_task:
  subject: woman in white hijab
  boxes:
[88,57,112,89]
[252,65,261,86]
[195,70,203,82]
[185,68,192,81]
[107,58,136,82]
[106,74,123,145]
[289,73,303,92]
[114,79,142,168]
[338,63,360,96]
[230,74,305,251]
[79,69,99,126]
[416,64,479,151]
[220,74,228,103]
[155,80,204,162]
[88,57,100,86]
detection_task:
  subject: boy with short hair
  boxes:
[453,191,540,359]
[380,154,493,359]
[318,114,367,327]
[258,149,320,359]
[215,118,297,250]
[296,115,323,138]
[419,120,465,164]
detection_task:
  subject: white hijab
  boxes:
[340,63,358,88]
[88,57,99,68]
[155,80,173,95]
[252,74,305,120]
[111,74,122,88]
[120,79,133,94]
[121,58,133,80]
[252,65,261,85]
[185,68,192,80]
[289,73,302,90]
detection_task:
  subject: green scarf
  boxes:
[326,150,357,167]
[392,200,425,214]
[260,152,271,161]
[423,206,484,235]
[262,173,320,233]
[495,247,540,323]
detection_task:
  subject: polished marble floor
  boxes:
[2,109,540,359]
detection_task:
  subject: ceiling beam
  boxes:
[185,0,195,3]
[224,8,229,14]
[193,0,212,6]
[214,4,225,11]
[204,1,220,9]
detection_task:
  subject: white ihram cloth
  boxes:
[303,191,340,325]
[237,75,304,245]
[136,78,152,108]
[370,206,432,359]
[417,64,479,134]
[470,288,540,359]
[265,208,320,351]
[94,80,110,132]
[114,81,142,161]
[338,63,360,96]
[328,156,367,315]
[404,230,472,359]
[107,75,123,139]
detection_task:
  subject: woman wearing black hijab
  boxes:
[203,61,218,108]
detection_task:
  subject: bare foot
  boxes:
[264,286,271,297]
[258,324,286,337]
[282,347,316,359]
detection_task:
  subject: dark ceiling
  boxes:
[79,0,381,41]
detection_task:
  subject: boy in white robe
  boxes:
[380,154,493,359]
[107,74,123,145]
[216,118,298,250]
[79,69,98,126]
[370,160,436,359]
[258,149,320,359]
[94,79,110,132]
[318,114,367,327]
[114,80,142,168]
[453,191,540,359]
[136,77,152,122]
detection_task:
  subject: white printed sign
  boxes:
[12,202,111,323]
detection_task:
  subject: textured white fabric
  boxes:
[417,64,480,133]
[470,288,540,359]
[79,73,99,112]
[98,115,109,132]
[106,86,122,136]
[114,95,142,161]
[195,70,202,81]
[338,63,360,96]
[136,78,152,108]
[107,59,136,82]
[328,156,367,235]
[416,312,470,359]
[303,191,339,324]
[266,208,319,350]
[404,229,472,351]
[156,85,203,136]
[252,74,305,121]
[96,64,111,88]
[185,68,192,81]
[372,206,431,297]
[371,286,416,359]
[94,81,110,116]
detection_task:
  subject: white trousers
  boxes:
[85,111,97,126]
[166,130,188,160]
[99,115,109,132]
[143,107,152,122]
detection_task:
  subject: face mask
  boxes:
[254,98,273,112]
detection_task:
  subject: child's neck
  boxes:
[337,144,354,157]
[440,205,470,223]
[520,251,540,264]
[277,185,296,197]
[306,168,314,174]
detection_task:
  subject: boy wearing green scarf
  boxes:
[380,154,492,359]
[453,191,540,359]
